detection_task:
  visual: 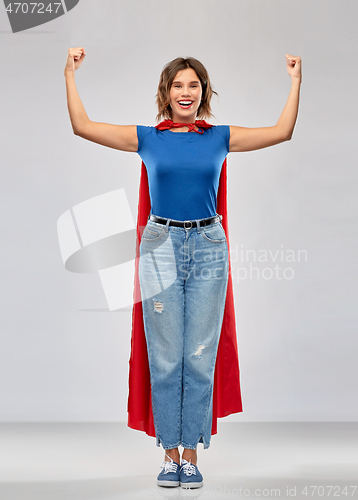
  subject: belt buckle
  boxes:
[184,220,193,229]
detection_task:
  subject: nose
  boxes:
[181,86,191,96]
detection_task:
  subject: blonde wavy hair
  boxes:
[155,57,217,122]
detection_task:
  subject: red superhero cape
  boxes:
[127,121,243,437]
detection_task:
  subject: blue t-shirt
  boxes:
[136,125,230,221]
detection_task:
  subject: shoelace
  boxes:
[180,459,197,476]
[160,454,178,474]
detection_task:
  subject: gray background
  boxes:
[0,0,357,423]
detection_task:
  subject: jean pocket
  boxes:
[141,224,165,242]
[201,222,227,243]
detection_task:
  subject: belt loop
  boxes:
[196,218,202,233]
[165,218,170,232]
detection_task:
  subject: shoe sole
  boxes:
[157,480,180,487]
[180,481,203,488]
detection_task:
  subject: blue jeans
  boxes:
[138,215,229,450]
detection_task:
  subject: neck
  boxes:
[171,113,197,124]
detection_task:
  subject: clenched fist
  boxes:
[285,54,302,82]
[64,47,86,76]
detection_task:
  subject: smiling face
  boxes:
[169,67,202,123]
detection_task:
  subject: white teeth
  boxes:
[179,101,193,105]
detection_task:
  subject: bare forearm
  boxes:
[64,71,90,134]
[276,77,301,140]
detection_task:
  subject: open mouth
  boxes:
[178,100,194,109]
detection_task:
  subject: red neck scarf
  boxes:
[155,119,213,134]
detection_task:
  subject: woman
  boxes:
[64,49,302,489]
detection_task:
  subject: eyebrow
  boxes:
[172,80,200,84]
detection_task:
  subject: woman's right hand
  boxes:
[64,47,86,76]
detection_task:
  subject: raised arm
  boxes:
[229,54,302,153]
[64,47,138,153]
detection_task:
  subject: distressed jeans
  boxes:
[138,214,229,450]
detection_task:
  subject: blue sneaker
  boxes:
[157,454,180,487]
[179,459,203,488]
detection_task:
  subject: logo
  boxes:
[3,0,80,33]
[57,189,176,311]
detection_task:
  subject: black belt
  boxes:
[149,213,221,229]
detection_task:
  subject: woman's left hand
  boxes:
[285,54,302,82]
